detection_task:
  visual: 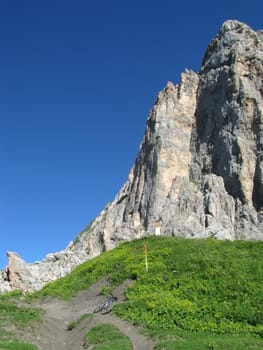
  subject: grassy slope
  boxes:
[84,324,133,349]
[35,237,263,335]
[2,236,263,349]
[0,291,41,349]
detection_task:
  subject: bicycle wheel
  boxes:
[93,305,102,313]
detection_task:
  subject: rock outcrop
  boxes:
[1,20,262,292]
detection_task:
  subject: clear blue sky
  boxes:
[0,0,262,269]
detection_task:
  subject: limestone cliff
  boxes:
[1,20,262,292]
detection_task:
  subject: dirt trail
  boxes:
[23,279,155,350]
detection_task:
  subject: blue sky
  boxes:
[0,0,262,269]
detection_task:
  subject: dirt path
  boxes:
[23,279,155,350]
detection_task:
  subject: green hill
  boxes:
[1,236,263,349]
[37,237,263,334]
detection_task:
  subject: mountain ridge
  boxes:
[1,19,262,292]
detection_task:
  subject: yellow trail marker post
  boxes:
[144,244,148,272]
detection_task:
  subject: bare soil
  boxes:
[21,279,156,350]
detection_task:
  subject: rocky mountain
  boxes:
[1,20,262,293]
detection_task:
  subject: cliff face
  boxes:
[192,20,263,237]
[1,20,263,292]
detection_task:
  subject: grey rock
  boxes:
[1,20,262,292]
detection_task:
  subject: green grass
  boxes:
[0,341,38,350]
[0,292,42,328]
[83,324,133,349]
[34,237,263,336]
[144,328,263,349]
[0,291,41,349]
[7,236,263,348]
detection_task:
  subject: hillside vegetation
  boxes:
[1,236,263,349]
[36,237,263,335]
[0,291,41,349]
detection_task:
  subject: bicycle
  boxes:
[93,296,117,314]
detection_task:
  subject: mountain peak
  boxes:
[1,20,263,293]
[201,19,262,71]
[221,19,251,33]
